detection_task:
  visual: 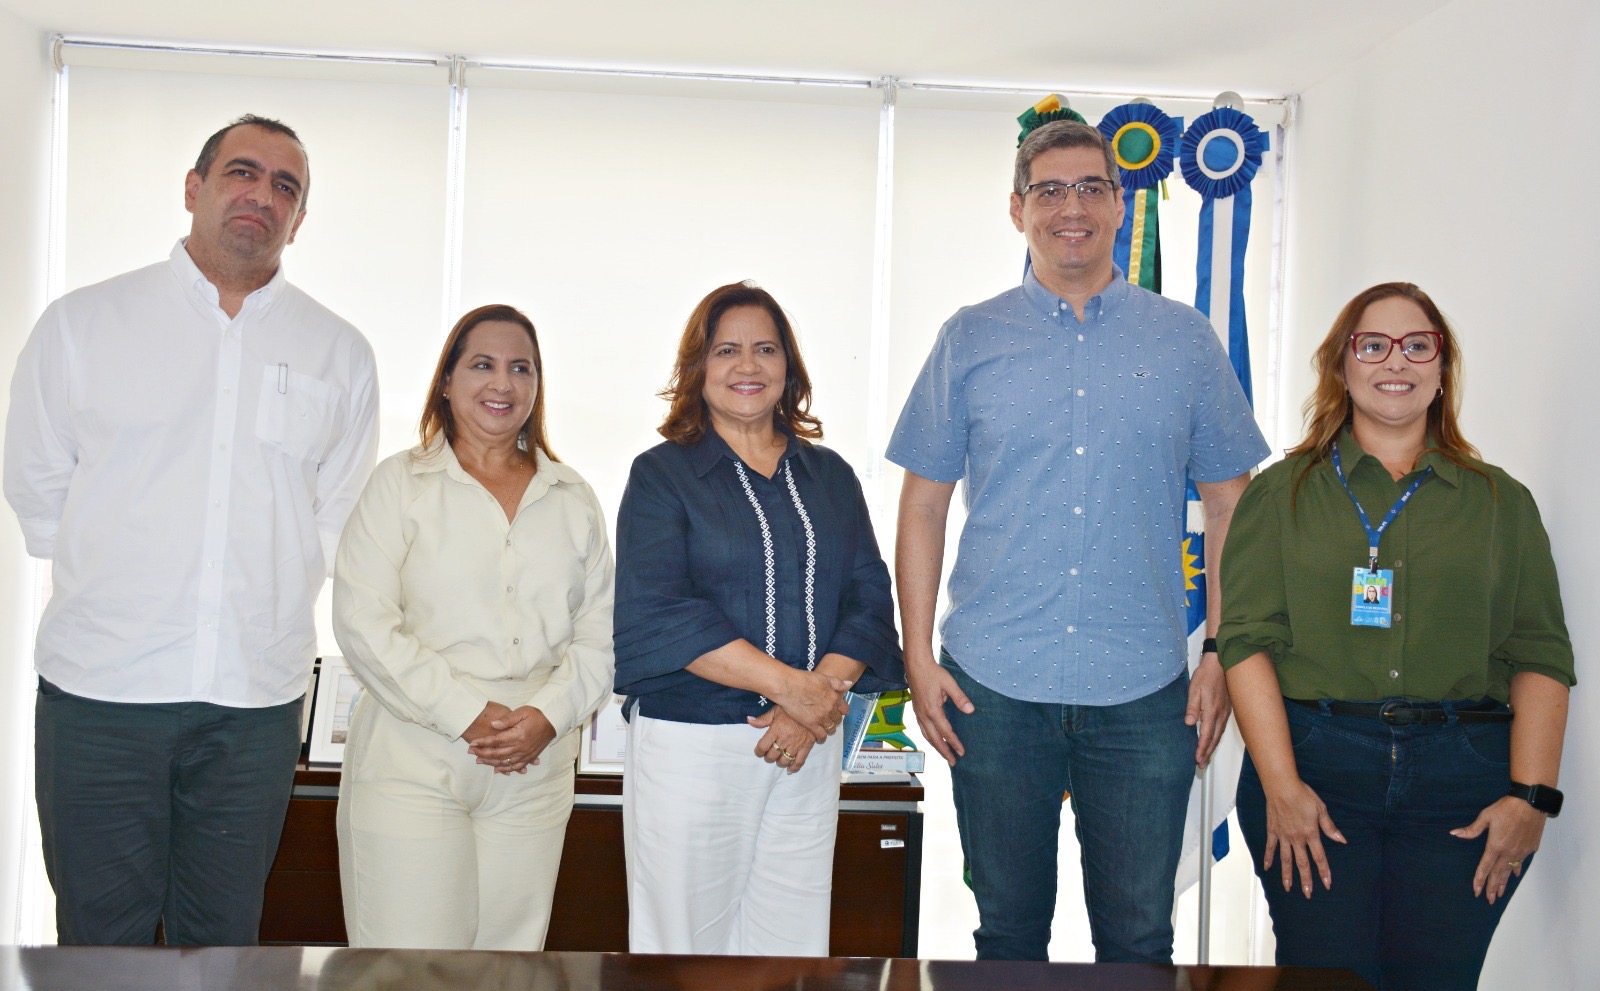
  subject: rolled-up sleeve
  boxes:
[613,453,744,697]
[1217,472,1292,670]
[1493,482,1575,687]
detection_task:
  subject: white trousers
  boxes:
[623,714,842,955]
[336,693,579,949]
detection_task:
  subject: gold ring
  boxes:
[1509,860,1522,869]
[780,748,794,760]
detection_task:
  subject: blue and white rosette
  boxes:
[1173,106,1267,897]
[1179,106,1267,403]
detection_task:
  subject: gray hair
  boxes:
[1013,120,1119,196]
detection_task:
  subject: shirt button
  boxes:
[512,638,521,645]
[1390,669,1400,679]
[1393,559,1403,568]
[1077,334,1084,342]
[1059,302,1068,310]
[1066,625,1076,633]
[506,585,514,593]
[1075,446,1084,455]
[1073,506,1083,515]
[1076,389,1085,397]
[1069,568,1079,576]
[1394,614,1402,623]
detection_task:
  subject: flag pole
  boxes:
[1197,761,1213,963]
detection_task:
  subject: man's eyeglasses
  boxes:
[1021,179,1118,206]
[1348,331,1443,364]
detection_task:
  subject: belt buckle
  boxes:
[1378,700,1416,725]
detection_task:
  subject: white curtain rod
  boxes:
[53,36,1291,104]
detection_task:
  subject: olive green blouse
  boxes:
[1217,430,1574,702]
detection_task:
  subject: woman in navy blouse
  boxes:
[614,281,904,956]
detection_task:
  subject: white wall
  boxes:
[0,11,51,942]
[1285,0,1600,986]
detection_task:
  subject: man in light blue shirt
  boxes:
[887,120,1268,962]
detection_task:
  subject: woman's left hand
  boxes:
[748,708,816,774]
[467,705,557,775]
[1451,795,1548,904]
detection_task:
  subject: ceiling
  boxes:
[2,0,1456,98]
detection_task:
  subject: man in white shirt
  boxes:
[4,115,379,945]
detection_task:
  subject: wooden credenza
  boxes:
[261,767,923,957]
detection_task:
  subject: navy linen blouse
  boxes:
[613,430,904,725]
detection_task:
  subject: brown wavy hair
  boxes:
[1289,282,1481,501]
[657,281,822,445]
[418,303,558,463]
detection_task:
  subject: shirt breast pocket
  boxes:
[255,365,341,463]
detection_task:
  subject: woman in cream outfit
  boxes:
[333,303,614,949]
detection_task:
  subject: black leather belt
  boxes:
[1287,698,1512,725]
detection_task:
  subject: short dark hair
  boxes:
[657,281,822,446]
[194,114,310,208]
[419,303,558,463]
[1013,119,1118,196]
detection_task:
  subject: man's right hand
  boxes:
[906,652,972,766]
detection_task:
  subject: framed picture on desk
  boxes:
[579,694,627,774]
[308,656,363,765]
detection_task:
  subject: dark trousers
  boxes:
[944,655,1196,963]
[35,678,303,945]
[1237,699,1522,991]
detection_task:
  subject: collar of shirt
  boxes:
[686,428,817,481]
[1019,264,1131,324]
[168,237,285,314]
[408,437,586,503]
[1335,426,1464,489]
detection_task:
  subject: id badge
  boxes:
[1351,568,1394,628]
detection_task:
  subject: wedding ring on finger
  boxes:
[1509,860,1522,869]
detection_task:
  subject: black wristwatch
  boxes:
[1201,638,1218,655]
[1507,781,1563,817]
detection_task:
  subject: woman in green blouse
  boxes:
[1218,283,1573,991]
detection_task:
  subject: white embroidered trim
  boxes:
[732,459,818,707]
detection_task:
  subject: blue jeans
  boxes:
[944,654,1196,962]
[1237,699,1522,991]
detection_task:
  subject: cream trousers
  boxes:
[337,692,578,949]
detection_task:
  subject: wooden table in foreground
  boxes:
[0,946,1377,990]
[263,768,924,957]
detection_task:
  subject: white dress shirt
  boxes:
[4,240,379,707]
[332,443,615,741]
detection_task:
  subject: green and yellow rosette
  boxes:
[1097,102,1182,292]
[1016,93,1086,146]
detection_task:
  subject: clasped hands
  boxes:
[463,700,556,775]
[749,667,853,775]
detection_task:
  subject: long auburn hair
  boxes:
[1289,282,1481,500]
[417,303,558,463]
[657,281,823,445]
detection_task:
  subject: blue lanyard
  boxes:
[1330,443,1432,571]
